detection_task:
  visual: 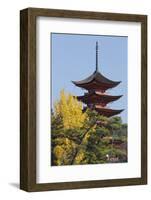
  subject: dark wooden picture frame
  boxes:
[20,7,147,192]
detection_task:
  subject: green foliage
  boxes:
[51,91,127,166]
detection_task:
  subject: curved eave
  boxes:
[95,107,124,117]
[72,80,121,89]
[72,71,121,89]
[78,93,123,101]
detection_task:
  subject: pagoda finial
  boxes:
[96,41,99,72]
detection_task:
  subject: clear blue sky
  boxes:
[51,33,128,123]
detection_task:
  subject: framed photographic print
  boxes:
[20,8,147,191]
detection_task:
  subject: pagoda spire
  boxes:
[96,41,99,72]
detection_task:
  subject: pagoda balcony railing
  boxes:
[85,104,110,109]
[85,90,109,95]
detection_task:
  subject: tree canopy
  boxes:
[51,90,127,166]
[54,90,87,129]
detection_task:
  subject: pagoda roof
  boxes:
[77,91,122,104]
[94,106,124,117]
[72,70,121,90]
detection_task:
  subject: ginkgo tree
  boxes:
[54,89,87,129]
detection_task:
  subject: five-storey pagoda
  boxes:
[72,42,124,117]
